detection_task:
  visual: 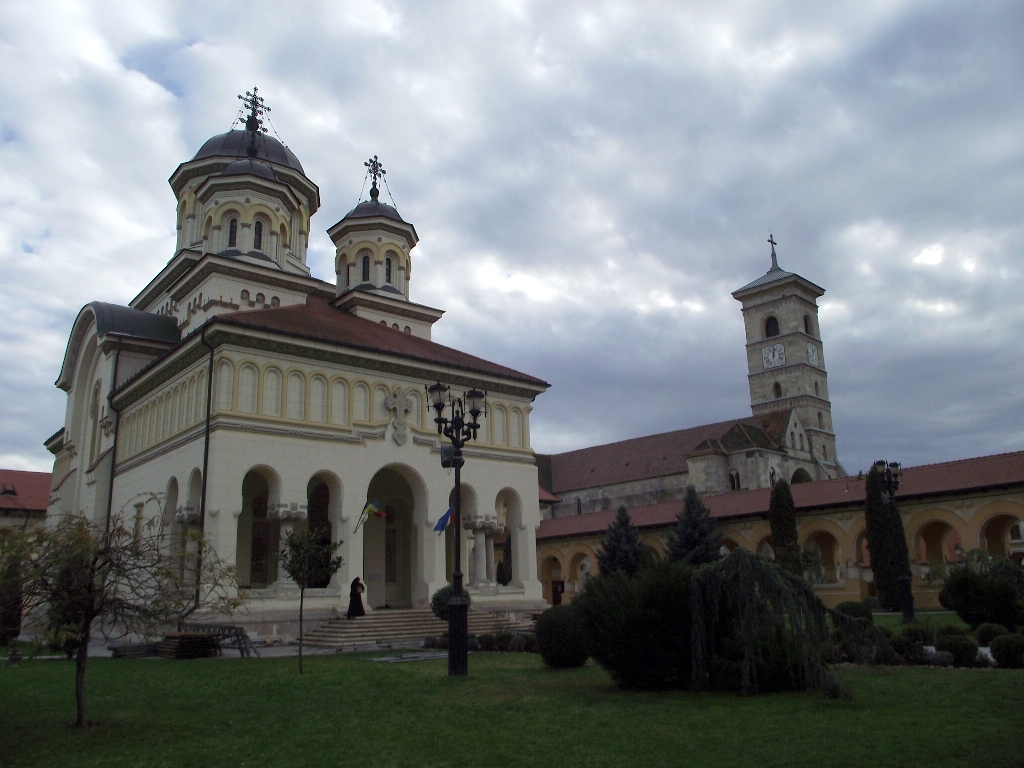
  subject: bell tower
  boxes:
[732,236,841,475]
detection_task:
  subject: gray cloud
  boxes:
[0,0,1021,474]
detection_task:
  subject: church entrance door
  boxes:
[363,467,416,609]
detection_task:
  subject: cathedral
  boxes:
[46,92,550,632]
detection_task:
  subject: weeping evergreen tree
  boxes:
[598,506,645,577]
[667,486,720,566]
[864,464,914,619]
[768,480,802,577]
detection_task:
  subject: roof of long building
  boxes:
[538,410,792,494]
[537,449,1024,541]
[0,469,51,515]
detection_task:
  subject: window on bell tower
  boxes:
[254,221,263,250]
[385,257,392,283]
[362,255,370,282]
[765,316,779,337]
[804,314,813,335]
[773,382,782,398]
[228,219,238,248]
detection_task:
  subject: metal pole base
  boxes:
[447,595,469,676]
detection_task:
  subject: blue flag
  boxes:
[433,506,453,533]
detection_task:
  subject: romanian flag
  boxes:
[375,504,391,519]
[354,499,382,532]
[433,506,453,533]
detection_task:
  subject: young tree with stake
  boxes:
[279,528,343,673]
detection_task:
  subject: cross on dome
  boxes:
[364,155,386,199]
[238,87,271,159]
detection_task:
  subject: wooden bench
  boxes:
[182,623,261,658]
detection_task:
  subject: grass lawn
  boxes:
[3,652,1023,768]
[873,610,970,634]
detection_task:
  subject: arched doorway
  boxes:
[496,488,522,587]
[235,468,279,589]
[980,514,1024,562]
[804,530,840,583]
[791,468,813,484]
[916,520,960,564]
[756,535,775,561]
[363,467,418,609]
[541,555,563,605]
[305,477,333,588]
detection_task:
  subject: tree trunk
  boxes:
[74,641,89,727]
[298,587,304,674]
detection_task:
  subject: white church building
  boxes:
[45,92,549,631]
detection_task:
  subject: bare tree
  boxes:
[21,494,243,727]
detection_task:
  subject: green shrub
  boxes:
[493,631,513,651]
[989,633,1024,669]
[575,562,691,688]
[975,623,1008,647]
[535,606,589,669]
[508,634,529,653]
[878,626,894,639]
[901,624,932,645]
[934,635,979,667]
[429,585,471,622]
[940,561,1024,630]
[835,601,873,624]
[477,633,495,651]
[936,624,967,638]
[889,635,922,663]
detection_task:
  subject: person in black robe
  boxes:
[346,577,366,619]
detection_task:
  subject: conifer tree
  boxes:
[667,486,720,565]
[864,464,914,618]
[597,506,645,577]
[768,480,802,577]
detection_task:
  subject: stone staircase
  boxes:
[303,608,534,650]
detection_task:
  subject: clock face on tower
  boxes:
[762,343,786,369]
[806,343,820,367]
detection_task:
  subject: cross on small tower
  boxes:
[238,86,270,157]
[365,155,386,200]
[768,232,779,271]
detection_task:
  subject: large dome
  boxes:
[193,130,305,174]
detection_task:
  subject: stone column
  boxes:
[473,527,487,587]
[485,533,496,583]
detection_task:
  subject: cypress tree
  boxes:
[864,464,914,618]
[768,480,802,577]
[667,485,720,565]
[598,506,645,577]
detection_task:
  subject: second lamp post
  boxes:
[427,382,486,676]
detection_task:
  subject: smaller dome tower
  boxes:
[327,157,442,339]
[168,87,320,276]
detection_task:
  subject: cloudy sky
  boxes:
[1,0,1022,475]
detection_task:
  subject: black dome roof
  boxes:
[193,130,305,174]
[342,197,406,224]
[220,159,279,182]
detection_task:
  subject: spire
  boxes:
[768,232,780,271]
[364,155,386,200]
[238,86,271,158]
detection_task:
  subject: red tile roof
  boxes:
[0,470,51,514]
[543,413,787,493]
[214,297,549,388]
[537,450,1024,541]
[539,486,561,504]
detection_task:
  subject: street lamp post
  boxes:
[427,382,486,676]
[875,459,916,623]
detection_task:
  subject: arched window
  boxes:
[403,326,411,334]
[280,224,288,250]
[790,432,795,448]
[240,289,250,301]
[228,218,238,248]
[823,445,829,461]
[385,257,393,283]
[253,221,263,250]
[818,412,824,429]
[270,296,280,306]
[814,381,820,397]
[255,293,265,303]
[803,314,812,335]
[799,434,805,451]
[765,316,780,337]
[263,369,281,417]
[729,470,741,490]
[362,255,370,282]
[238,365,258,414]
[773,382,782,398]
[286,372,305,420]
[309,376,327,423]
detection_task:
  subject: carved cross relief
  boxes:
[386,387,414,445]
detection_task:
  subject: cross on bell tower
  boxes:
[364,155,386,200]
[238,86,271,158]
